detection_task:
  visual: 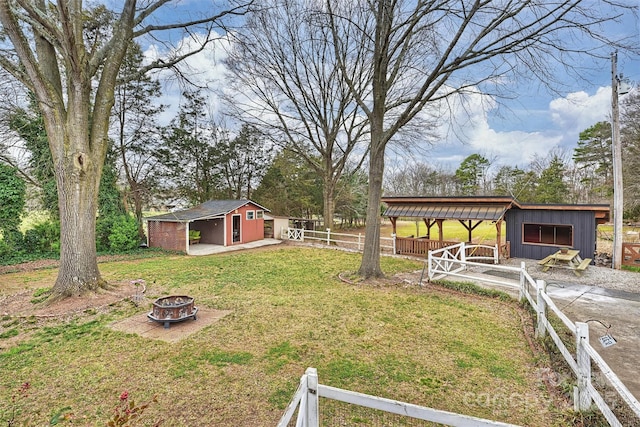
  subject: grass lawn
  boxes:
[0,247,564,426]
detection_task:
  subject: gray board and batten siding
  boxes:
[505,208,597,261]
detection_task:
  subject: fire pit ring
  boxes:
[147,295,198,329]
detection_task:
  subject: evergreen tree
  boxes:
[156,91,226,204]
[573,121,612,201]
[455,154,490,196]
[253,148,322,218]
[535,155,568,203]
[112,42,166,239]
[217,125,271,199]
[492,166,537,202]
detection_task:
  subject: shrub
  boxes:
[108,215,140,252]
[23,220,60,254]
[0,238,12,259]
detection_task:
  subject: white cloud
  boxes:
[549,87,610,134]
[423,87,611,170]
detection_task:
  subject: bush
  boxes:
[23,220,60,255]
[0,238,12,259]
[108,215,140,252]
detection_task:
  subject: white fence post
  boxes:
[535,280,547,338]
[326,229,331,245]
[460,242,467,263]
[358,233,362,251]
[392,233,396,254]
[574,322,592,411]
[305,367,319,427]
[518,261,526,301]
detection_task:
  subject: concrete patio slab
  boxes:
[109,308,232,343]
[187,238,282,256]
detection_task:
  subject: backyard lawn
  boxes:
[0,246,566,426]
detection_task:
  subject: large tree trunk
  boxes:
[323,177,335,231]
[48,94,109,297]
[55,157,105,296]
[358,140,385,278]
[357,0,389,279]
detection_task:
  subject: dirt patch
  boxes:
[0,281,140,319]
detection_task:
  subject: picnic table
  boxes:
[538,249,592,276]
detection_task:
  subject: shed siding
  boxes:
[505,210,596,260]
[225,203,265,245]
[148,221,187,252]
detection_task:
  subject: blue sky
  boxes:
[139,1,640,173]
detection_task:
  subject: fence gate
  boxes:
[288,228,304,241]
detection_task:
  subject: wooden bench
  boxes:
[538,255,554,265]
[576,258,592,271]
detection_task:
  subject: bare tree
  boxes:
[327,0,637,278]
[621,88,640,218]
[225,0,369,230]
[384,161,454,196]
[0,0,250,297]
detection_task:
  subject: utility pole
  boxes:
[611,51,623,269]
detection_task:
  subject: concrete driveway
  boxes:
[433,264,640,402]
[543,283,640,400]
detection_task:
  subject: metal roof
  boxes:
[146,199,270,222]
[383,204,508,221]
[381,196,610,223]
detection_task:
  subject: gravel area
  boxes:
[492,257,639,293]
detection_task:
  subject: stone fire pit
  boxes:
[147,295,198,329]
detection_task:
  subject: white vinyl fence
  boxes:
[427,243,640,427]
[277,368,521,427]
[286,227,396,254]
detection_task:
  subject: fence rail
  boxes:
[278,368,520,427]
[622,243,640,266]
[286,227,396,254]
[428,243,640,426]
[285,228,498,262]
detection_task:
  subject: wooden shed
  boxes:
[381,196,610,261]
[146,199,270,253]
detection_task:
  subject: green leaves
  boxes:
[0,164,26,248]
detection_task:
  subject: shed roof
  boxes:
[382,196,515,221]
[381,196,610,223]
[146,199,270,222]
[383,204,508,221]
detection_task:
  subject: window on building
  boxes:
[246,210,255,220]
[256,210,264,219]
[523,223,573,246]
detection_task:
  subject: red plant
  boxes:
[106,391,161,427]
